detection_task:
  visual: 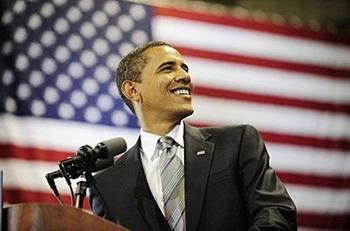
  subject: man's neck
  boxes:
[141,119,180,136]
[134,106,187,136]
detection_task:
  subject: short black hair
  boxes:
[116,40,172,113]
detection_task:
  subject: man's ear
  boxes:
[121,80,141,102]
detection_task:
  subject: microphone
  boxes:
[45,137,127,197]
[59,137,126,179]
[94,137,127,159]
[46,156,117,182]
[45,156,118,198]
[60,137,127,167]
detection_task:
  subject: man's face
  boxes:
[135,45,194,121]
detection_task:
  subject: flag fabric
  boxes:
[0,0,349,230]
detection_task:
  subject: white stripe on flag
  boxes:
[187,57,350,104]
[153,16,350,68]
[0,114,139,151]
[191,96,350,139]
[286,184,350,213]
[0,158,70,193]
[267,143,350,176]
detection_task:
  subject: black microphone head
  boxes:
[95,137,127,159]
[94,158,115,172]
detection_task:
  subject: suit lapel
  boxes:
[184,124,215,231]
[117,138,171,231]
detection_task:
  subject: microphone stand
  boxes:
[74,181,87,208]
[73,165,96,209]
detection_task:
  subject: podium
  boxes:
[2,203,128,231]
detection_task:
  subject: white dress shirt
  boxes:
[140,121,185,216]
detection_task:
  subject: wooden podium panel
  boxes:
[2,203,128,231]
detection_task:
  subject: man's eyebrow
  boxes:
[156,61,189,72]
[157,61,175,71]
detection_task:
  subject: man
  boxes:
[89,41,297,231]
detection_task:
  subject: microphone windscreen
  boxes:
[99,137,127,158]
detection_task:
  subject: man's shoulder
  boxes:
[183,124,262,145]
[93,160,118,181]
[197,124,259,137]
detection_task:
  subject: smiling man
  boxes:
[89,41,297,231]
[120,43,194,136]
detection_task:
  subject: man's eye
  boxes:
[161,66,173,72]
[181,64,189,73]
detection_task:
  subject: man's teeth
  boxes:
[173,89,190,95]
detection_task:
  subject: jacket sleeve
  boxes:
[89,185,109,219]
[238,125,297,230]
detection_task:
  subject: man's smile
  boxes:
[170,87,192,96]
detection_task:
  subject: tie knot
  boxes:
[158,136,176,150]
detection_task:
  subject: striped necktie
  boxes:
[157,136,185,231]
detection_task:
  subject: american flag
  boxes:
[0,0,349,230]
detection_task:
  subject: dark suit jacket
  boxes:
[90,124,297,231]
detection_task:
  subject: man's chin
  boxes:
[175,107,194,120]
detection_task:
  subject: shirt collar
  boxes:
[140,121,185,161]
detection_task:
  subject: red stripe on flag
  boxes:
[0,143,71,162]
[154,7,350,45]
[195,86,350,114]
[261,131,350,151]
[4,188,66,204]
[189,123,350,151]
[298,212,350,229]
[277,171,350,189]
[177,46,350,79]
[3,188,90,210]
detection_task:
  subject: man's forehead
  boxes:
[144,45,182,61]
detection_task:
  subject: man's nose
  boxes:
[174,69,191,84]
